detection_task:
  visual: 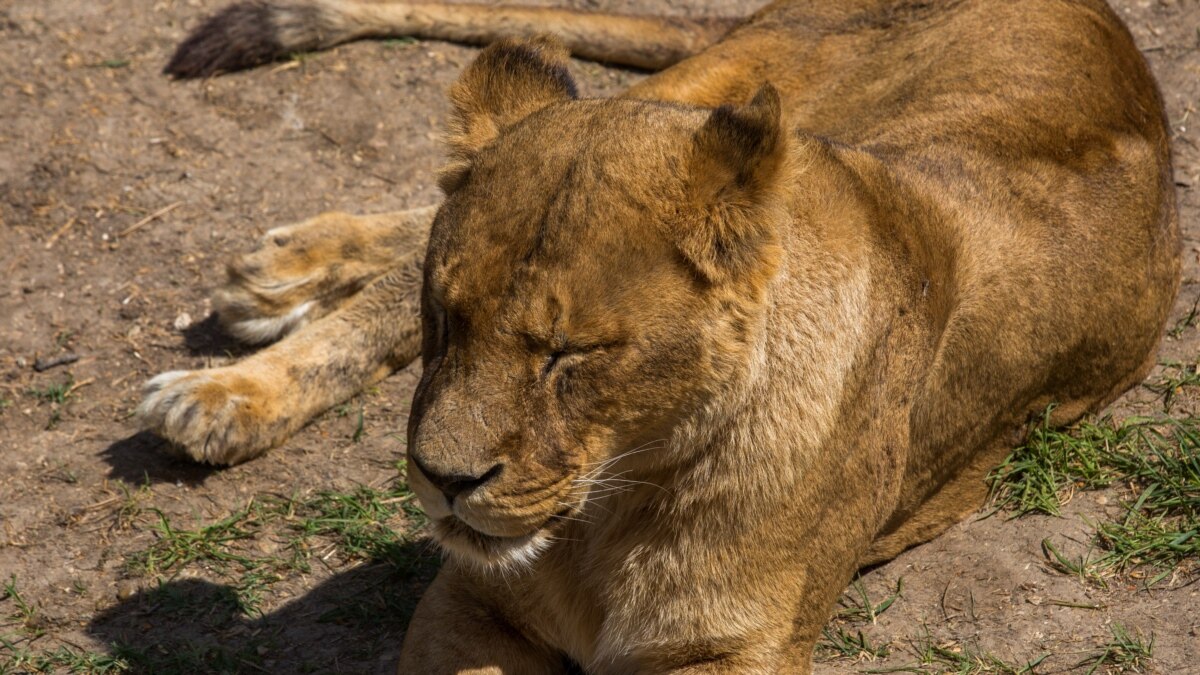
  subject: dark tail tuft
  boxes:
[164,1,285,78]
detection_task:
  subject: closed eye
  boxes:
[542,350,571,378]
[540,344,608,380]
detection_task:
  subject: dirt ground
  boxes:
[1,0,1198,673]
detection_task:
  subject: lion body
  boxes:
[141,1,1177,672]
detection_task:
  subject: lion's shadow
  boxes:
[99,431,224,486]
[181,313,257,358]
[98,312,261,487]
[88,542,439,674]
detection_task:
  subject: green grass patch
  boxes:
[1,579,129,674]
[126,503,282,616]
[1167,296,1199,339]
[26,374,77,429]
[0,638,131,674]
[281,484,426,569]
[1143,361,1200,410]
[125,474,427,616]
[818,577,902,662]
[88,59,130,69]
[1076,624,1154,674]
[352,402,366,442]
[2,577,37,630]
[132,507,262,575]
[864,628,1047,674]
[988,412,1200,586]
[329,398,369,442]
[27,375,74,405]
[834,577,904,624]
[108,639,266,675]
[101,474,432,670]
[819,626,891,662]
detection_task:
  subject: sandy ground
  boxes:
[1,0,1198,673]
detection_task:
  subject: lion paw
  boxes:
[136,369,282,466]
[214,213,395,344]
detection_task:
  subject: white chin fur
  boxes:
[432,519,554,574]
[227,301,314,344]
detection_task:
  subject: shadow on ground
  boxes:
[98,313,257,486]
[88,541,439,674]
[99,431,224,486]
[182,314,258,359]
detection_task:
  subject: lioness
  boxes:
[139,0,1179,672]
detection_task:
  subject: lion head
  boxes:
[405,36,793,569]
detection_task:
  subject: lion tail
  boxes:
[164,0,738,79]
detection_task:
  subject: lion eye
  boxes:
[536,341,615,383]
[542,350,569,378]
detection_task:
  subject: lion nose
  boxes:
[411,455,504,502]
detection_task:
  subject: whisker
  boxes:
[578,492,629,508]
[595,477,673,494]
[574,471,672,497]
[573,495,614,515]
[552,512,594,525]
[572,479,632,494]
[581,438,669,468]
[577,486,636,499]
[581,442,660,468]
[575,468,636,484]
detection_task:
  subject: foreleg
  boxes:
[137,217,428,465]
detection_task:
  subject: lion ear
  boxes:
[676,84,788,286]
[443,35,577,167]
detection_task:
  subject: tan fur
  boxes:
[138,208,430,464]
[213,208,434,343]
[143,0,1178,672]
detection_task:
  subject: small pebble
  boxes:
[115,580,138,601]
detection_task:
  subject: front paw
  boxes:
[214,213,391,344]
[136,369,284,465]
[213,239,324,346]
